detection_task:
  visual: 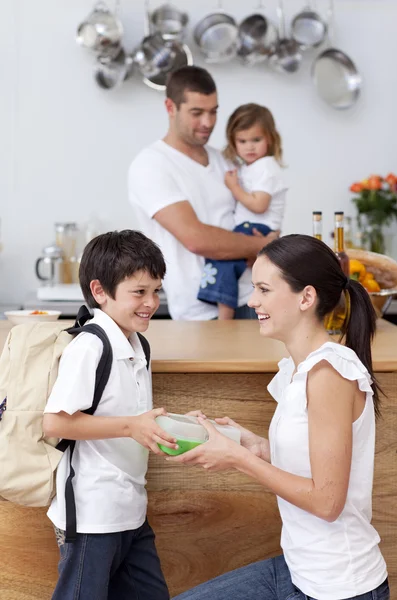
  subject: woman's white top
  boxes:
[234,156,288,230]
[268,342,387,600]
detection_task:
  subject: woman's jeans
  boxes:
[198,222,272,309]
[52,519,169,600]
[173,554,389,600]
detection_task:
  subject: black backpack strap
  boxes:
[137,332,150,370]
[56,310,113,542]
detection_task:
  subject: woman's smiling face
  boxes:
[248,255,309,341]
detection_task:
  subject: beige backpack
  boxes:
[0,306,149,541]
[0,321,72,506]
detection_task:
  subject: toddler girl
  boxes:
[198,103,288,319]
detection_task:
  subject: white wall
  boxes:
[1,0,397,303]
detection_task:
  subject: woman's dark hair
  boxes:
[166,66,216,108]
[258,234,381,416]
[79,230,166,309]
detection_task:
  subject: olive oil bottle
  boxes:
[324,212,351,335]
[312,211,322,241]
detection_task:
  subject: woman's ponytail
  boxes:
[343,280,381,417]
[259,235,383,417]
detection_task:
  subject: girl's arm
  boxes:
[225,170,271,214]
[170,361,355,522]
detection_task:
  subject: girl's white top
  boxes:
[234,156,288,230]
[268,342,387,599]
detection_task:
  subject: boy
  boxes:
[43,229,177,600]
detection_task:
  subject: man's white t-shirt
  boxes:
[235,156,288,231]
[128,140,252,320]
[44,309,151,534]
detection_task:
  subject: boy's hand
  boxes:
[128,408,178,455]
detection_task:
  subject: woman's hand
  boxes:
[215,416,270,462]
[185,410,207,419]
[165,418,244,472]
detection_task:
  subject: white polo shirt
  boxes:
[44,309,152,534]
[268,342,387,599]
[128,140,252,320]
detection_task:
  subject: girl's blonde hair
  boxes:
[224,103,283,166]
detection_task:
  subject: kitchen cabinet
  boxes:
[0,319,396,598]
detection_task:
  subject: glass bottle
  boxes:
[324,212,351,335]
[312,211,322,241]
[345,216,354,249]
[334,212,350,276]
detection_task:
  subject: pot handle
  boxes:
[143,0,151,37]
[35,258,49,281]
[277,0,286,39]
[327,0,335,45]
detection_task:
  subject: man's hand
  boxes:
[128,408,178,455]
[246,230,280,266]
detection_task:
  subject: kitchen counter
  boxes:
[0,319,396,598]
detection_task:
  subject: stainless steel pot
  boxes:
[133,33,179,79]
[134,0,193,91]
[94,47,133,90]
[237,13,278,65]
[150,4,189,40]
[291,2,327,49]
[142,43,193,90]
[269,0,302,74]
[194,8,238,63]
[311,0,361,109]
[76,1,123,59]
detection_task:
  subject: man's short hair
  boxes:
[166,66,216,108]
[79,230,166,308]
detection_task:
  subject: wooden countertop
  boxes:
[1,317,397,373]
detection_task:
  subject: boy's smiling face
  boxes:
[90,270,162,336]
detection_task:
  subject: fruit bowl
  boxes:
[4,310,61,325]
[368,288,397,318]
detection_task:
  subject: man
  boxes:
[128,66,277,320]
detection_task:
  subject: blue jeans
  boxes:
[198,222,272,309]
[172,554,389,600]
[52,519,169,600]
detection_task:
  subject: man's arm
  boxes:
[154,201,277,261]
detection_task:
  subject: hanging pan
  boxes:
[311,0,361,109]
[290,0,327,49]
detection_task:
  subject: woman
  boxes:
[170,235,389,600]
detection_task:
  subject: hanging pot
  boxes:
[194,2,238,63]
[269,0,302,73]
[142,43,194,91]
[150,4,189,40]
[290,1,327,49]
[237,12,278,65]
[94,47,133,90]
[77,1,123,59]
[134,0,193,91]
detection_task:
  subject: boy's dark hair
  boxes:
[79,230,166,309]
[166,66,216,108]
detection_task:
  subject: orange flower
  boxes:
[386,173,397,188]
[350,182,363,193]
[367,175,382,190]
[361,179,369,190]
